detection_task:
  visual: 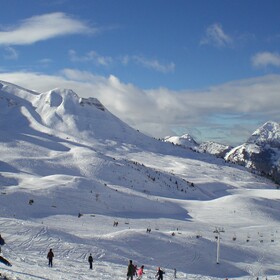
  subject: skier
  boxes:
[127,259,134,280]
[47,249,54,267]
[88,253,93,269]
[136,265,145,280]
[174,268,177,278]
[155,267,165,280]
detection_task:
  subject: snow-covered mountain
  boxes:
[225,121,280,184]
[0,81,157,148]
[166,122,280,184]
[164,133,198,148]
[164,134,232,158]
[0,80,280,280]
[247,121,280,148]
[197,141,233,158]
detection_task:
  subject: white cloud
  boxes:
[38,58,53,67]
[68,50,175,73]
[252,52,280,68]
[69,50,113,66]
[200,23,232,47]
[0,70,279,145]
[0,13,95,45]
[3,46,19,59]
[121,55,175,73]
[132,56,175,73]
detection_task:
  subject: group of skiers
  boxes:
[1,240,166,280]
[127,259,165,280]
[47,249,94,270]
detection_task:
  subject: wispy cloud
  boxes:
[252,52,280,68]
[68,50,175,73]
[38,58,53,67]
[0,70,279,145]
[0,13,95,45]
[121,55,175,73]
[200,23,232,47]
[69,50,113,66]
[3,46,19,59]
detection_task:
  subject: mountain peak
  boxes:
[247,121,280,148]
[164,133,198,148]
[0,81,159,148]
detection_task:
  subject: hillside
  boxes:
[0,80,280,280]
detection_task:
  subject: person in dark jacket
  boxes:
[47,249,54,267]
[0,234,5,254]
[155,267,165,280]
[0,234,5,246]
[88,253,93,269]
[127,259,134,280]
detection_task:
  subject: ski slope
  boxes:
[0,81,280,279]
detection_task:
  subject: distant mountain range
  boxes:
[164,121,280,184]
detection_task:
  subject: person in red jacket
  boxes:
[136,265,145,279]
[47,249,54,267]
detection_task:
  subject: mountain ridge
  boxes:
[165,120,280,184]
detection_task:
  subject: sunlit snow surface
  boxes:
[0,81,280,279]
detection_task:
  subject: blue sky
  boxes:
[0,0,280,145]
